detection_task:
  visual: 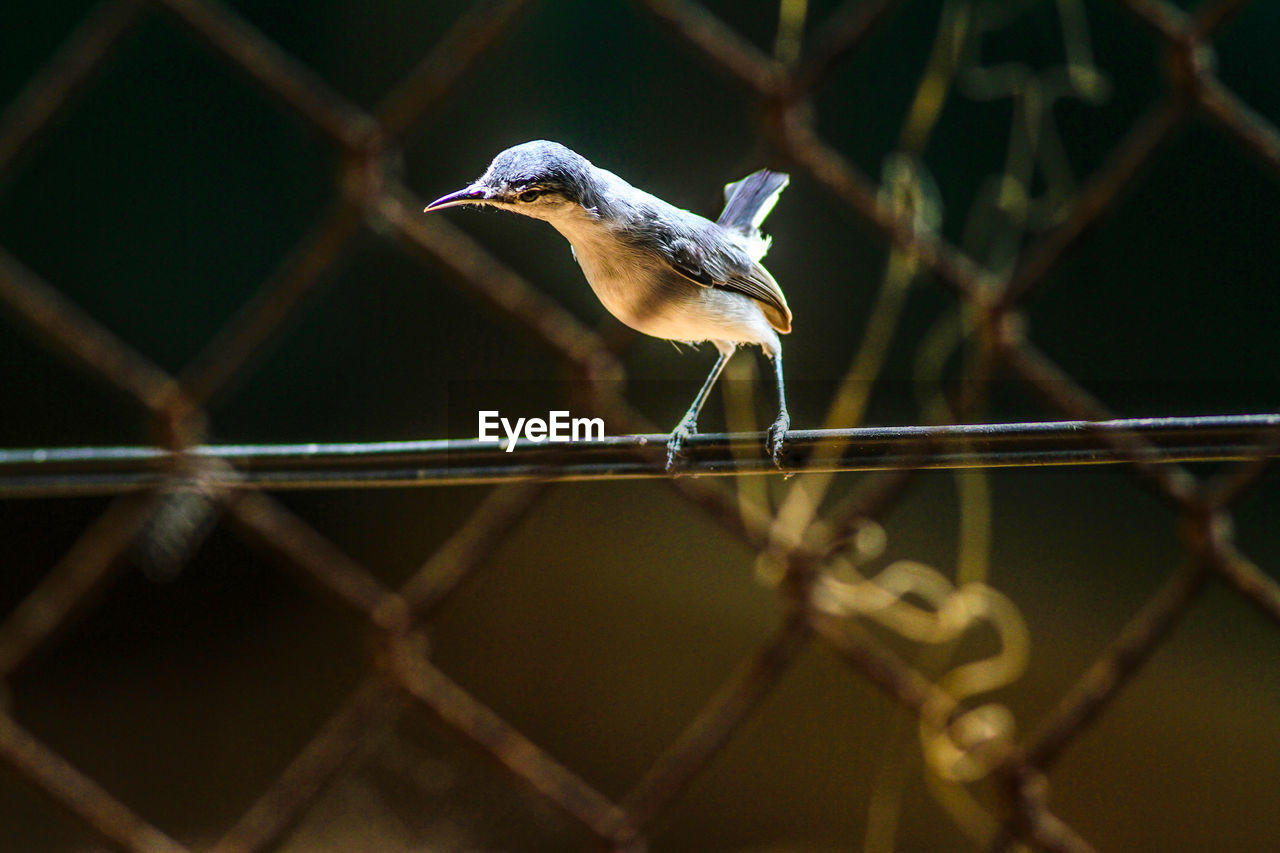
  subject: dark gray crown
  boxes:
[480,141,599,207]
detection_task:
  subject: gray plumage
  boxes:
[425,140,793,468]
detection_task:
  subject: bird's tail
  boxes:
[717,169,790,236]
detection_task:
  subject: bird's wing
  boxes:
[666,236,792,333]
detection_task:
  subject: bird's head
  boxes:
[424,140,599,221]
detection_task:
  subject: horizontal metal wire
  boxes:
[2,414,1277,496]
[2,1,1278,850]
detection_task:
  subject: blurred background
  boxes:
[2,0,1280,850]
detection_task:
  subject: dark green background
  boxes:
[2,1,1280,850]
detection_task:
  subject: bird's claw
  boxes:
[665,421,697,472]
[767,411,790,469]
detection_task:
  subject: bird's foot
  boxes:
[766,411,790,469]
[665,420,697,472]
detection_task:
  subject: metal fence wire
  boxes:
[2,0,1280,850]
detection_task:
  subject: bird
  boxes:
[424,140,792,470]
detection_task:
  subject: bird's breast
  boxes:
[571,238,674,327]
[551,216,778,348]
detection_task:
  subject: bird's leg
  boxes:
[766,348,790,468]
[666,343,735,470]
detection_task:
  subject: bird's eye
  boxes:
[517,188,544,203]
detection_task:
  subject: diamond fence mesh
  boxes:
[1,0,1280,850]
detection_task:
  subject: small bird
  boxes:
[424,140,792,469]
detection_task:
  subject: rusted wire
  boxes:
[386,634,632,844]
[0,0,148,174]
[1020,556,1211,771]
[208,677,407,853]
[1,0,1278,850]
[0,712,189,853]
[615,614,812,839]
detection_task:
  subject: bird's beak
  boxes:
[423,184,492,212]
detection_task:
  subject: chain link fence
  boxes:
[2,0,1280,850]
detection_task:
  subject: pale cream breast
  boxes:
[548,203,781,352]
